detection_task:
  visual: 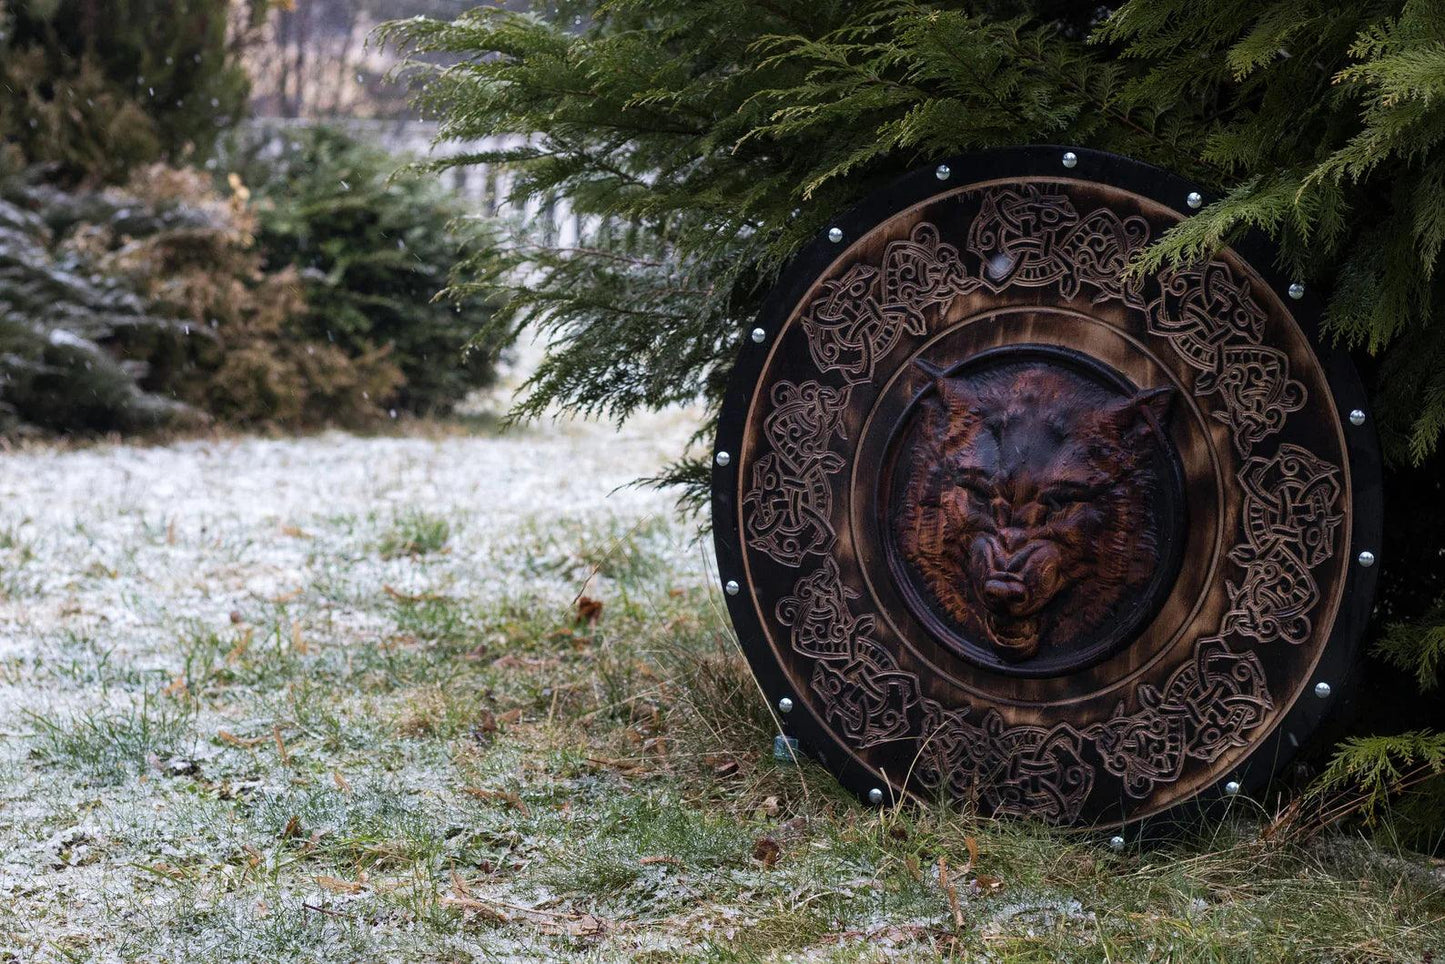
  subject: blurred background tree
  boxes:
[0,0,269,181]
[0,0,498,437]
[383,0,1445,838]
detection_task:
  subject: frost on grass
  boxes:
[1,408,1443,963]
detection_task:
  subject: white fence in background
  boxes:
[241,117,586,247]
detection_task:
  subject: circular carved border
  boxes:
[712,148,1382,831]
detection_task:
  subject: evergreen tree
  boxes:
[383,0,1445,825]
[0,0,267,181]
[235,126,498,416]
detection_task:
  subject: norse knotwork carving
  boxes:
[1147,262,1306,454]
[1223,444,1344,645]
[1087,637,1273,797]
[776,559,922,748]
[917,706,1095,823]
[968,184,1151,307]
[743,381,850,566]
[800,223,978,383]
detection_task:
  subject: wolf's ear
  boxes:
[914,358,979,422]
[1103,384,1174,442]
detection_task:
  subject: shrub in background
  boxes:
[233,125,498,416]
[0,128,501,436]
[0,0,267,182]
[0,161,404,435]
[384,0,1445,834]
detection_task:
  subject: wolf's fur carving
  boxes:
[896,360,1172,663]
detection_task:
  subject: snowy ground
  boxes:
[1,406,1441,962]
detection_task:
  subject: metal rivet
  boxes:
[1062,151,1078,169]
[1314,681,1332,699]
[1109,835,1125,851]
[777,696,794,714]
[1186,191,1203,209]
[750,327,766,344]
[1349,409,1366,427]
[724,580,740,596]
[935,163,951,180]
[827,227,844,243]
[715,451,730,467]
[867,787,884,805]
[1358,550,1376,568]
[1224,780,1241,795]
[1288,282,1305,300]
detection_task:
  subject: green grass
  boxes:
[25,691,197,784]
[376,511,452,559]
[4,503,1443,963]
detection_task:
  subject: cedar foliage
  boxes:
[384,0,1445,829]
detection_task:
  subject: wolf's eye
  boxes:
[1041,486,1090,514]
[1042,493,1070,513]
[952,472,989,501]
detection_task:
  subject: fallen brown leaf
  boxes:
[752,835,782,868]
[568,913,607,938]
[639,855,684,868]
[472,709,498,741]
[443,871,509,923]
[575,595,604,625]
[315,875,364,895]
[971,873,1004,893]
[462,787,531,817]
[217,729,266,748]
[383,584,445,603]
[939,856,964,928]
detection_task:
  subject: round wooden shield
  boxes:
[712,147,1382,830]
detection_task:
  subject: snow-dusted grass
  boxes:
[1,411,1442,963]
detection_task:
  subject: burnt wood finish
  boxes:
[712,147,1382,830]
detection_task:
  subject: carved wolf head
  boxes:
[897,359,1172,663]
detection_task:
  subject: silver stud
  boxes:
[827,227,843,243]
[935,163,951,180]
[1224,780,1241,795]
[867,787,884,805]
[750,327,767,344]
[1358,550,1376,568]
[1314,681,1332,699]
[777,696,794,714]
[1186,191,1203,209]
[715,451,730,467]
[1349,409,1366,427]
[1109,835,1125,851]
[724,580,740,596]
[1062,151,1078,169]
[1288,282,1305,300]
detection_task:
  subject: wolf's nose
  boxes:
[982,577,1027,609]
